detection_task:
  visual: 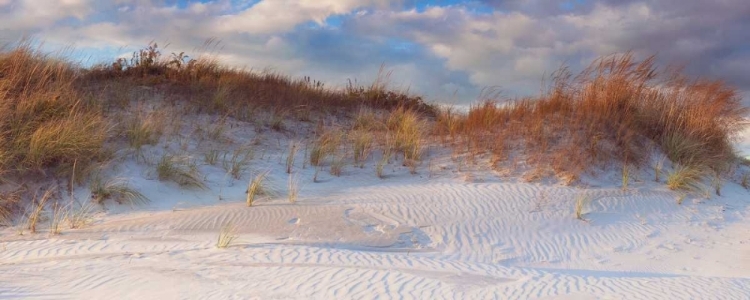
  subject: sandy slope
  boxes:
[2,120,750,299]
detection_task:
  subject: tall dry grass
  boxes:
[0,43,110,176]
[444,53,747,183]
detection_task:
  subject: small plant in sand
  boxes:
[387,108,424,162]
[49,202,65,235]
[621,164,630,191]
[574,193,590,221]
[66,200,97,229]
[26,187,55,234]
[246,171,269,207]
[156,153,207,189]
[711,173,723,196]
[0,189,22,226]
[288,173,300,203]
[90,176,149,206]
[309,128,343,167]
[216,223,237,249]
[653,157,665,182]
[666,165,705,192]
[286,142,299,174]
[376,147,391,179]
[205,117,227,141]
[125,111,164,152]
[204,149,220,165]
[405,159,418,175]
[270,110,286,131]
[330,153,345,177]
[351,130,373,168]
[223,148,253,179]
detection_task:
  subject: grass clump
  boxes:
[90,176,148,206]
[387,107,424,162]
[350,130,374,168]
[246,171,269,207]
[574,193,590,221]
[222,148,253,180]
[156,153,206,189]
[309,128,343,167]
[666,165,705,192]
[288,173,300,203]
[216,223,238,249]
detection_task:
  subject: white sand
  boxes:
[2,117,750,299]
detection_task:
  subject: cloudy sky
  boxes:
[1,0,748,104]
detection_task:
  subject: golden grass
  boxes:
[309,128,343,167]
[216,223,237,249]
[246,171,269,207]
[667,165,706,192]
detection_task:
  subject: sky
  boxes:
[1,0,749,105]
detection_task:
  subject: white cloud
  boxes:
[214,0,391,35]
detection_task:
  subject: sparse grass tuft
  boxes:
[90,176,148,206]
[288,173,300,203]
[246,171,269,207]
[66,200,97,229]
[309,128,343,167]
[222,147,253,179]
[574,193,590,221]
[156,153,207,189]
[26,187,55,234]
[350,130,373,168]
[124,110,163,151]
[216,223,237,249]
[286,141,299,174]
[741,172,750,190]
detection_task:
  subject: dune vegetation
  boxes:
[0,40,748,226]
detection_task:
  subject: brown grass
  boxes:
[443,53,747,183]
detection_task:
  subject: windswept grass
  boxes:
[216,223,237,249]
[309,128,343,167]
[666,165,705,192]
[90,176,149,206]
[156,153,206,189]
[246,171,269,207]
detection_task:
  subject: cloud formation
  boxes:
[1,0,748,104]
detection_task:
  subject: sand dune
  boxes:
[3,158,750,299]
